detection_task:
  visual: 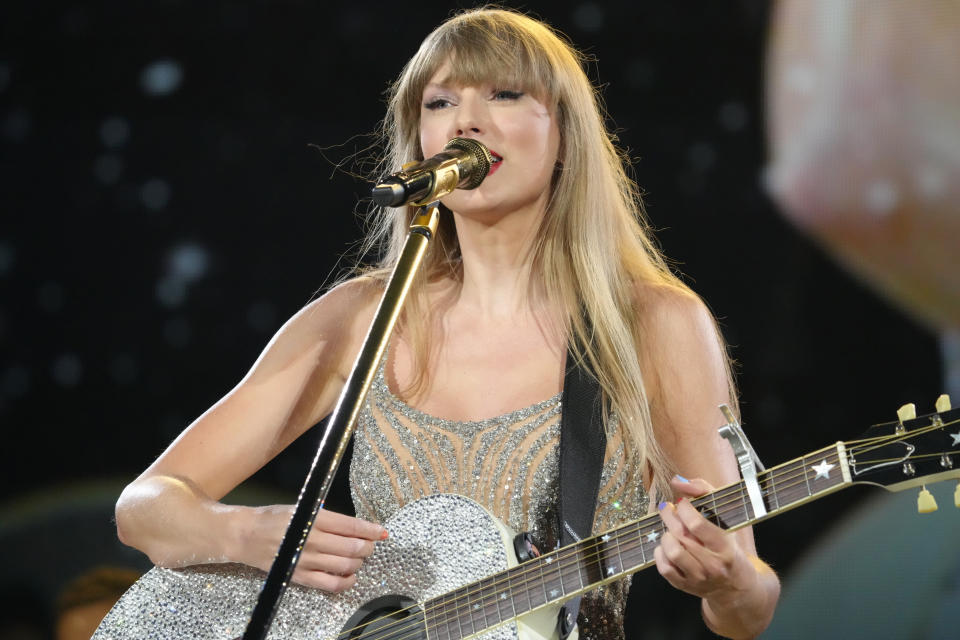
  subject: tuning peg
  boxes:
[954,482,960,509]
[918,486,938,514]
[936,394,952,412]
[897,403,917,422]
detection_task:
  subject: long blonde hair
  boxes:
[358,7,736,500]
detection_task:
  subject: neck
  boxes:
[450,203,545,319]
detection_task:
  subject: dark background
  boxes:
[0,1,949,638]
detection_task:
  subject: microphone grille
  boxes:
[444,137,493,189]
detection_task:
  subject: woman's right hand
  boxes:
[236,505,387,593]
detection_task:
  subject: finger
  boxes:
[291,568,357,593]
[297,552,363,577]
[306,529,376,559]
[664,503,743,589]
[655,535,709,594]
[314,509,387,541]
[669,475,713,499]
[660,530,706,584]
[674,498,730,553]
[660,501,724,581]
[670,531,728,588]
[657,501,689,538]
[653,541,687,590]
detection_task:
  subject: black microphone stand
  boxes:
[240,204,440,640]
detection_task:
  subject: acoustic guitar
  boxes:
[92,397,960,639]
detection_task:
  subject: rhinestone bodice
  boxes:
[350,357,649,640]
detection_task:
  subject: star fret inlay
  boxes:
[646,530,660,543]
[950,430,960,447]
[812,459,836,481]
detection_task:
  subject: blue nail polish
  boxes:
[657,501,667,510]
[676,475,689,483]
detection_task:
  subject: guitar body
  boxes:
[92,494,568,640]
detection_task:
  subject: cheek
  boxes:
[419,118,447,159]
[516,118,559,176]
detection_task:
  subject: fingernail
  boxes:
[380,529,389,540]
[675,474,689,483]
[657,501,667,511]
[677,497,685,504]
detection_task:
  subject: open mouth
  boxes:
[488,149,503,175]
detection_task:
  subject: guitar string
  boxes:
[332,447,845,640]
[411,420,959,638]
[416,417,960,638]
[841,415,959,452]
[333,420,959,639]
[334,453,841,640]
[335,440,867,639]
[839,451,958,466]
[369,430,947,640]
[337,435,920,640]
[836,419,960,473]
[346,434,937,640]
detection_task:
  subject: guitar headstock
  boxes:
[846,395,960,509]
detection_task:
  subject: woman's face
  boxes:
[419,63,561,221]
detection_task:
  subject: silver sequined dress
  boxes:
[350,358,650,640]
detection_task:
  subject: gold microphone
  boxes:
[371,137,493,207]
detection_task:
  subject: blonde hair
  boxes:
[358,7,735,501]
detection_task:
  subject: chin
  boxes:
[441,190,500,216]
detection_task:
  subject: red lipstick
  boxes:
[487,149,503,176]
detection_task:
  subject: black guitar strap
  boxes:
[556,339,607,639]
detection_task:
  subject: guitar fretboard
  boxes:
[421,443,849,640]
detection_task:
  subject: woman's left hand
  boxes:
[653,475,758,601]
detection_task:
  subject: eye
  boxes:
[493,89,524,101]
[424,97,452,110]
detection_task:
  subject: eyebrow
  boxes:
[422,78,533,96]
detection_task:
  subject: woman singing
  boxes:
[115,8,780,639]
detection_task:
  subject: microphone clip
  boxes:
[371,138,493,208]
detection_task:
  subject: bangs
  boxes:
[429,24,556,99]
[400,10,572,116]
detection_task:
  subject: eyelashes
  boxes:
[423,89,525,110]
[493,90,524,101]
[424,98,451,111]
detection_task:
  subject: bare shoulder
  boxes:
[632,281,722,360]
[632,280,733,441]
[245,276,384,384]
[296,277,383,336]
[302,276,381,321]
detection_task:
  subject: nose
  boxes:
[453,93,489,138]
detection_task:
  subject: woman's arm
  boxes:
[641,286,780,639]
[116,279,387,592]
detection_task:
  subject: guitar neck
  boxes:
[422,442,851,639]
